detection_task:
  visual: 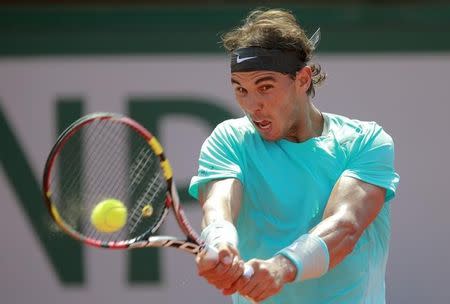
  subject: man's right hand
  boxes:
[196,243,246,290]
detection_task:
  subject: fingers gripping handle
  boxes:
[204,247,257,303]
[204,246,254,278]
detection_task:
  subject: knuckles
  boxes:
[201,256,286,302]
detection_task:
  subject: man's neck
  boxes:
[285,102,324,143]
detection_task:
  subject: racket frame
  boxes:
[42,112,203,253]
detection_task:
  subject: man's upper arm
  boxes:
[322,175,386,229]
[309,122,397,269]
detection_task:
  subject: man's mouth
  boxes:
[253,119,272,130]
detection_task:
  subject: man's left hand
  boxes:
[222,254,297,302]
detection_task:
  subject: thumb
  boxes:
[197,248,219,273]
[217,245,234,265]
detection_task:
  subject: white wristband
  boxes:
[277,234,329,282]
[200,220,238,249]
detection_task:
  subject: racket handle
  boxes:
[203,246,254,278]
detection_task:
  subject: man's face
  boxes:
[231,70,308,141]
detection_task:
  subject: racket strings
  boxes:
[58,120,130,238]
[51,118,168,243]
[51,130,88,228]
[84,121,130,195]
[129,147,154,186]
[126,143,168,237]
[93,123,166,239]
[53,120,118,216]
[128,170,165,234]
[82,121,151,240]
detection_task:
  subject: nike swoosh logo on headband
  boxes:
[236,55,257,63]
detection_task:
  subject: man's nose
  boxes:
[243,93,263,113]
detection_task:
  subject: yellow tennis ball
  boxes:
[90,199,127,233]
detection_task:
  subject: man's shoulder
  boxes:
[325,112,391,148]
[327,112,384,136]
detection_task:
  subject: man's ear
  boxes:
[296,66,312,92]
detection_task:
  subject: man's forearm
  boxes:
[199,178,243,227]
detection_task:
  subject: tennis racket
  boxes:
[42,112,254,278]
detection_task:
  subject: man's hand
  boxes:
[196,243,246,290]
[222,255,296,302]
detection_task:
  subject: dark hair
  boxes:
[222,8,326,96]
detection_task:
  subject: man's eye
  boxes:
[260,85,273,92]
[235,87,246,94]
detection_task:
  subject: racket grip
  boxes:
[203,246,254,278]
[243,264,254,278]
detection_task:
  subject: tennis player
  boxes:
[189,8,399,303]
